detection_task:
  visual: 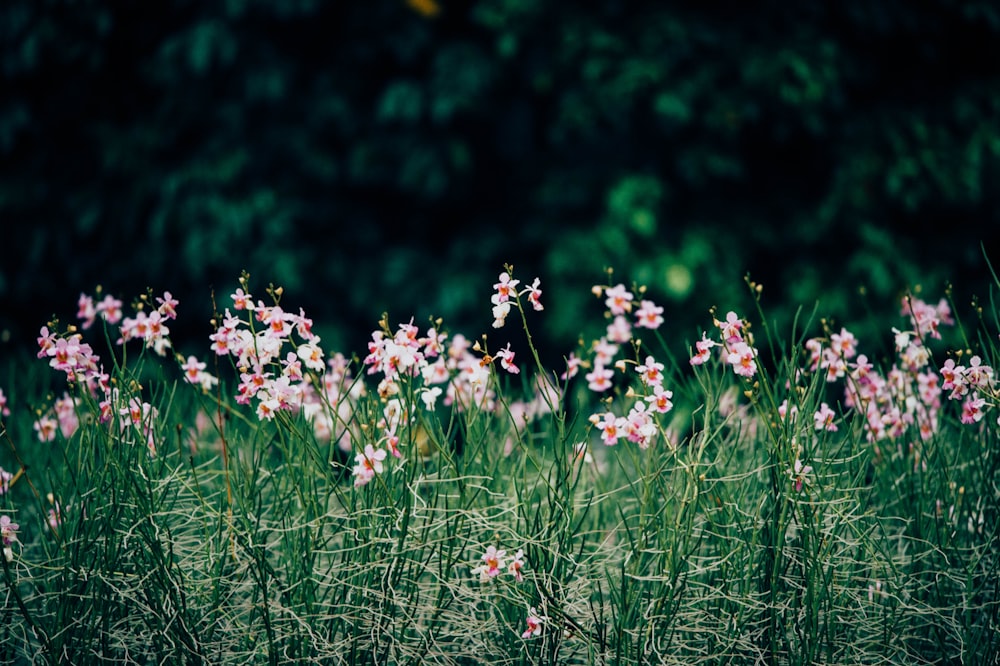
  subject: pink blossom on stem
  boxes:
[352,444,387,488]
[689,334,716,366]
[604,284,634,315]
[96,294,123,324]
[231,288,251,310]
[37,326,56,359]
[813,403,838,432]
[508,548,526,582]
[472,545,507,582]
[717,311,744,344]
[635,299,664,329]
[593,338,619,366]
[788,459,813,493]
[625,402,657,448]
[0,515,18,546]
[645,384,674,414]
[585,365,614,392]
[522,277,543,311]
[561,352,583,381]
[961,396,986,424]
[156,291,179,320]
[495,343,520,374]
[492,272,520,304]
[591,411,624,445]
[77,293,96,329]
[726,341,758,378]
[606,315,632,344]
[635,355,663,387]
[829,327,858,359]
[521,608,546,639]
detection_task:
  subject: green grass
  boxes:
[0,269,997,665]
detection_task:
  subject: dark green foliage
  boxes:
[2,0,998,360]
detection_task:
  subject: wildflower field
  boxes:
[0,264,997,665]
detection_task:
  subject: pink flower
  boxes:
[34,416,58,442]
[48,336,80,372]
[561,352,583,381]
[606,315,632,344]
[635,299,664,329]
[521,607,546,639]
[231,288,251,310]
[37,326,56,359]
[821,347,847,382]
[778,399,798,422]
[689,335,716,366]
[585,365,614,392]
[593,338,619,366]
[492,272,520,305]
[961,396,986,424]
[0,515,18,546]
[0,388,9,418]
[813,403,838,432]
[604,283,634,315]
[96,294,123,324]
[940,358,961,392]
[156,291,179,320]
[181,356,218,391]
[717,311,744,343]
[508,548,526,582]
[645,384,674,414]
[472,545,507,582]
[522,277,544,311]
[624,402,657,448]
[496,343,520,374]
[592,411,624,445]
[788,459,813,493]
[965,356,994,391]
[636,355,664,387]
[77,293,97,329]
[726,342,758,378]
[804,338,824,371]
[352,444,387,488]
[829,327,858,359]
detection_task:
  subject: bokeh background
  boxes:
[2,0,999,364]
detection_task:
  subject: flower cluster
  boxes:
[587,354,673,449]
[352,270,557,486]
[805,320,941,447]
[801,295,995,459]
[209,285,322,421]
[210,281,370,460]
[573,283,666,392]
[689,311,759,379]
[77,289,177,356]
[471,544,527,583]
[940,355,996,424]
[490,271,543,329]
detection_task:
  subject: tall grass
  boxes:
[0,267,997,665]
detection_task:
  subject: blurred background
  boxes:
[2,0,999,365]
